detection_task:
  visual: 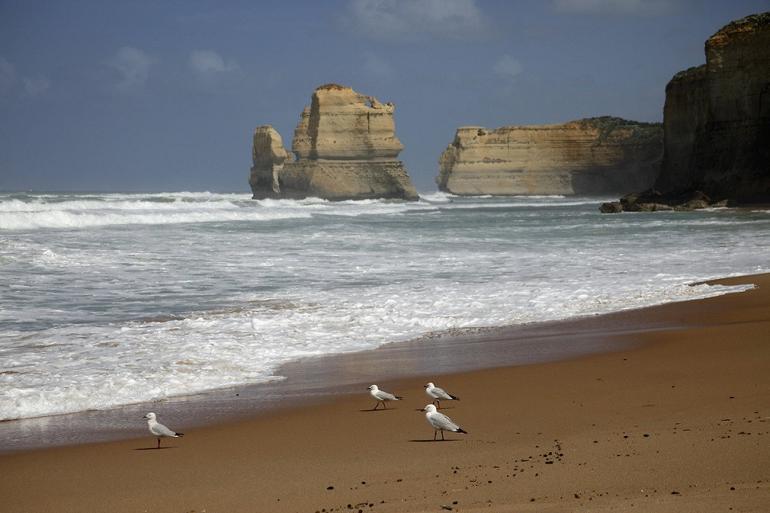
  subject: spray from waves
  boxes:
[0,191,603,230]
[418,191,456,203]
[2,189,770,420]
[0,207,314,230]
[0,192,417,230]
[0,192,261,230]
[0,278,753,421]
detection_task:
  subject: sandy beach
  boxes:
[1,273,769,513]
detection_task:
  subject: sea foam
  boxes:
[1,192,768,420]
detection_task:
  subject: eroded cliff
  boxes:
[249,84,418,201]
[662,12,770,202]
[437,117,662,196]
[602,12,770,212]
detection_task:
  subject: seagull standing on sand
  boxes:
[367,384,402,410]
[424,382,459,408]
[143,412,184,449]
[422,404,467,441]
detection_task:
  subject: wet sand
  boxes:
[1,274,769,512]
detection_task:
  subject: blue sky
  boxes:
[1,0,768,192]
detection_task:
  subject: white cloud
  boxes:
[188,50,239,74]
[494,55,523,81]
[0,57,50,98]
[0,57,17,95]
[345,0,489,41]
[552,0,680,15]
[22,76,50,97]
[363,53,393,78]
[107,46,153,92]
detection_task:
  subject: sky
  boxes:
[1,0,768,193]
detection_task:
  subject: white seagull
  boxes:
[143,412,184,449]
[424,382,460,408]
[367,384,402,410]
[422,404,468,441]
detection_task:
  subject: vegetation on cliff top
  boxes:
[315,83,349,91]
[712,11,770,38]
[570,116,662,146]
[668,65,707,87]
[463,117,662,147]
[570,116,661,129]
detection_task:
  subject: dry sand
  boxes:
[1,274,769,513]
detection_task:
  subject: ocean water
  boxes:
[1,191,768,421]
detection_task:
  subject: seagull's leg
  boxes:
[373,401,380,410]
[156,437,161,449]
[383,400,388,409]
[441,430,445,441]
[434,429,438,441]
[436,399,441,409]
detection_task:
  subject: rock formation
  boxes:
[601,12,770,213]
[437,117,663,196]
[599,189,727,213]
[249,84,418,201]
[248,126,290,196]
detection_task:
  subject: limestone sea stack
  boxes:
[249,126,290,195]
[437,117,662,196]
[601,12,770,212]
[249,84,418,201]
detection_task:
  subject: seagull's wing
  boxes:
[151,422,179,437]
[376,390,399,401]
[429,412,461,432]
[433,387,454,400]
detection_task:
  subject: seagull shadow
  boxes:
[134,446,177,451]
[359,408,395,412]
[408,439,461,443]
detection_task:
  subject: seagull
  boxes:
[143,412,184,449]
[422,404,467,441]
[424,382,459,408]
[367,384,402,410]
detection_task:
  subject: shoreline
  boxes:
[1,273,768,512]
[0,274,759,454]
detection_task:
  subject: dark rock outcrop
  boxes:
[603,189,728,213]
[249,84,418,201]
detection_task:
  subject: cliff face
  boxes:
[654,66,709,193]
[657,12,770,202]
[292,84,403,160]
[437,117,663,196]
[250,84,418,201]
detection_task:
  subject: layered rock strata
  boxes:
[249,84,418,201]
[601,12,770,212]
[437,117,663,196]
